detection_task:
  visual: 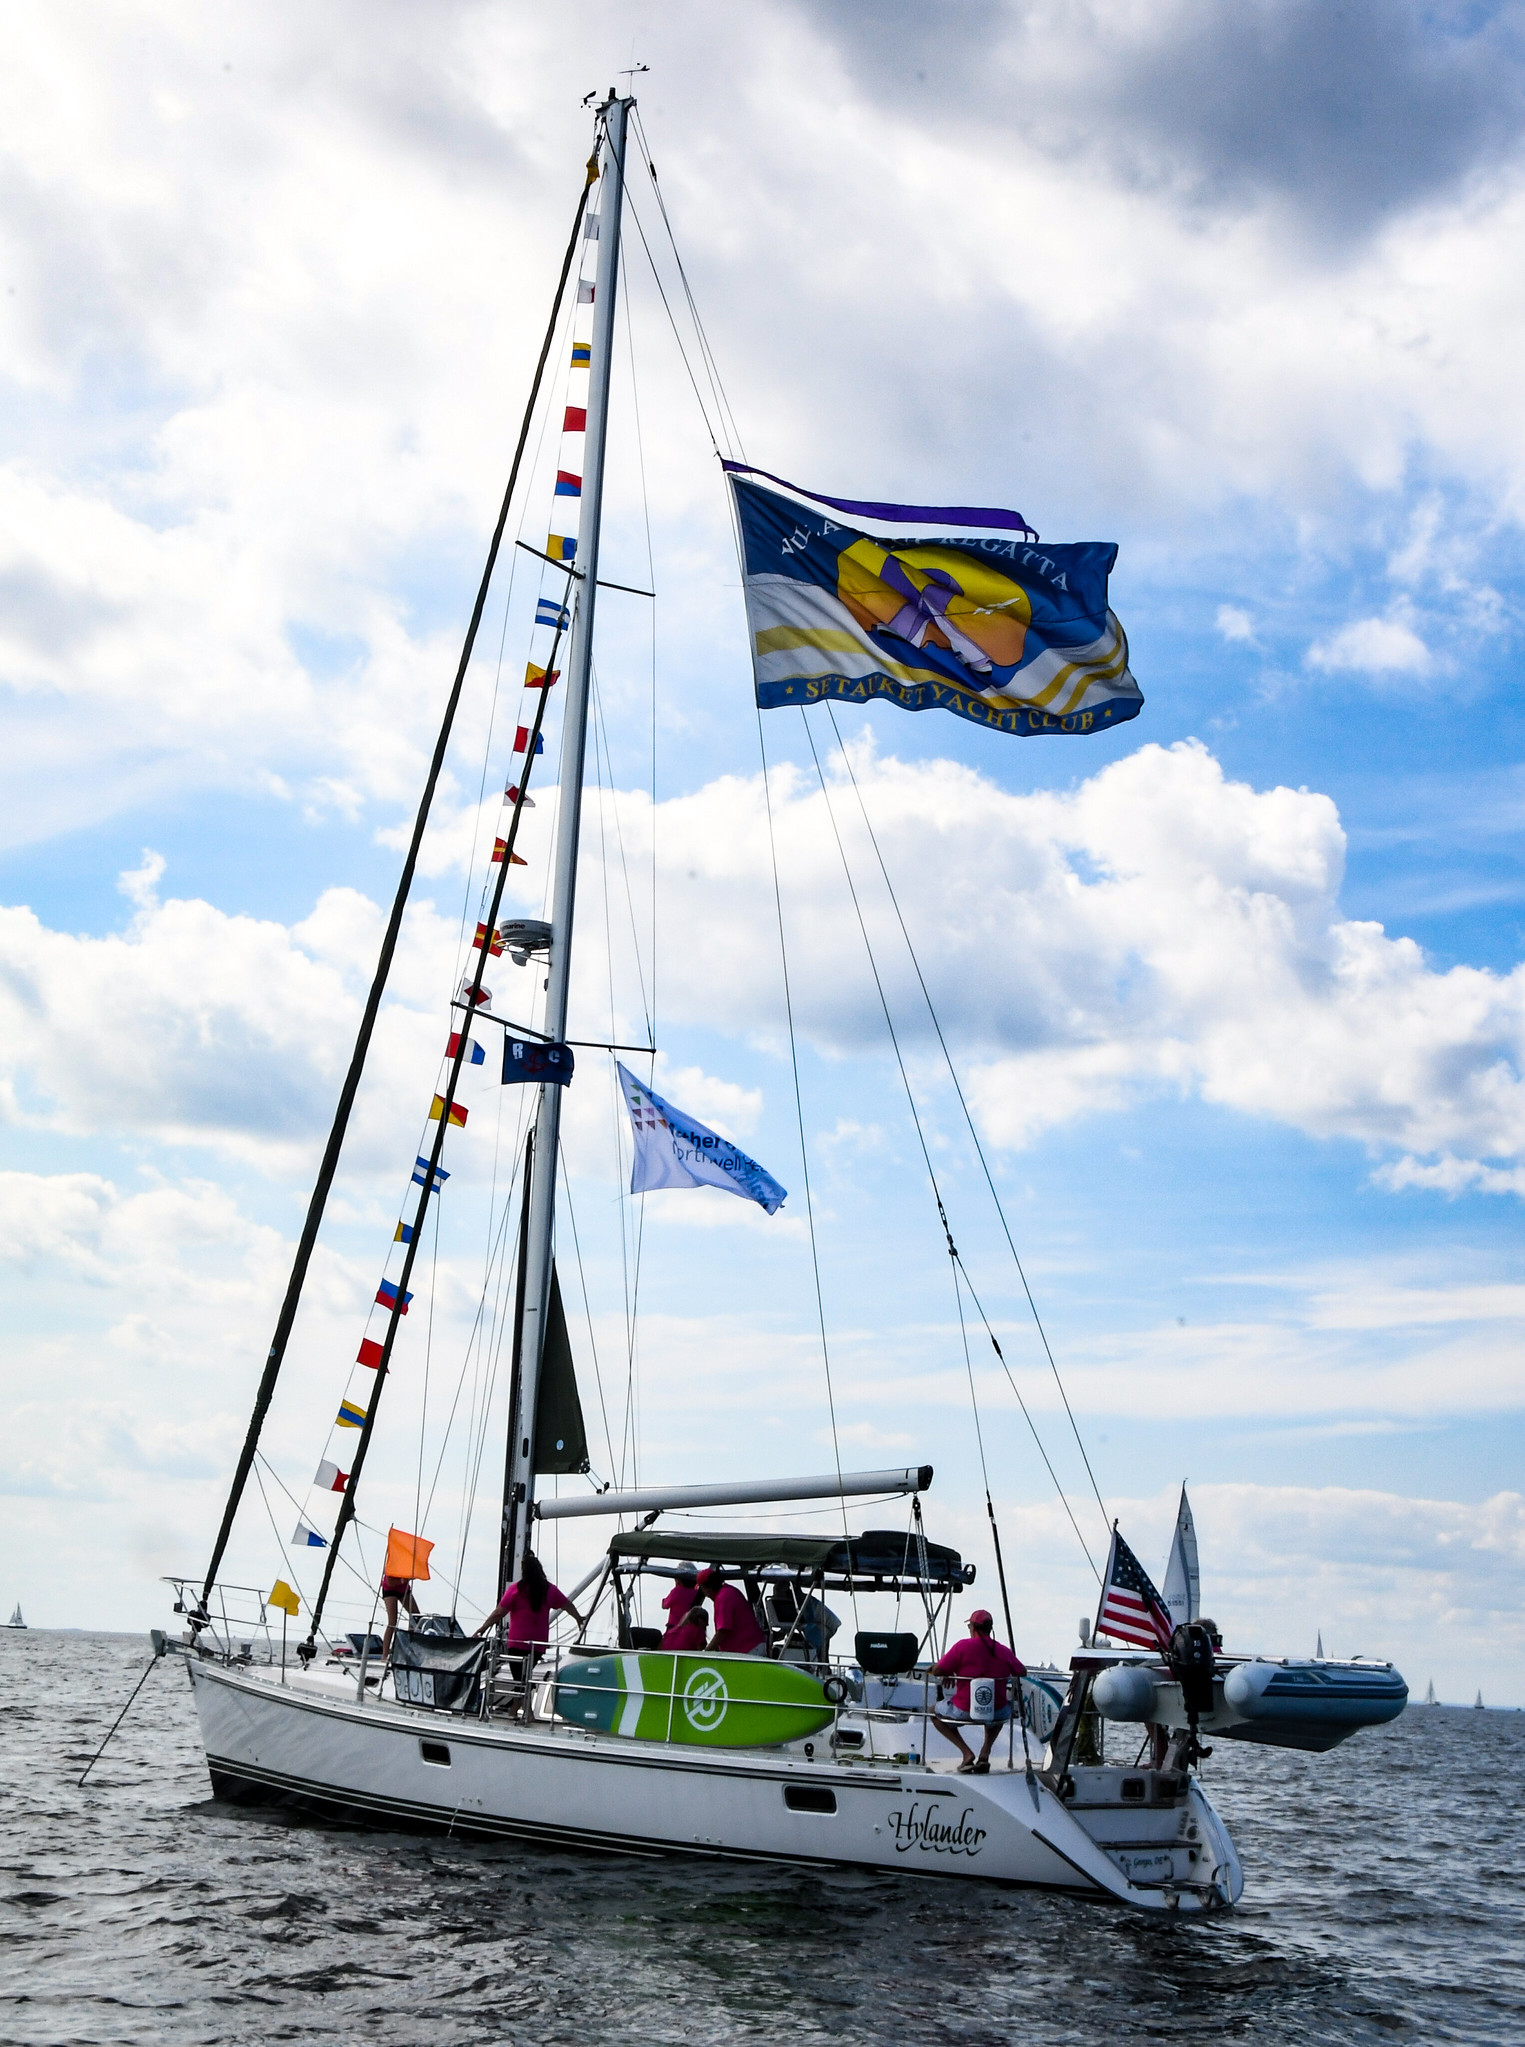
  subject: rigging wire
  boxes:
[797,710,1102,1585]
[823,702,1112,1542]
[631,109,747,461]
[751,702,860,1633]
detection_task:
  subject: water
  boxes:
[3,1631,1521,2045]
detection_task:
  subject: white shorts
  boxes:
[936,1701,1014,1726]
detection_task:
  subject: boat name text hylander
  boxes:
[885,1802,988,1858]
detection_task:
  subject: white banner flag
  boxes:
[618,1064,786,1214]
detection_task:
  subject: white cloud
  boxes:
[1375,1153,1525,1198]
[1,4,1525,854]
[625,737,1525,1177]
[1308,611,1434,675]
[8,743,1525,1192]
[1215,604,1257,644]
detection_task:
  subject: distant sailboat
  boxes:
[1316,1631,1324,1658]
[1425,1679,1436,1705]
[5,1604,23,1629]
[1474,1690,1485,1710]
[1162,1484,1199,1632]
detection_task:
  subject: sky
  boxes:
[2,0,1524,1705]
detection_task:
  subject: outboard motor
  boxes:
[1169,1622,1217,1761]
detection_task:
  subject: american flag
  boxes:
[1096,1525,1175,1652]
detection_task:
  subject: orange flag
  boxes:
[384,1527,434,1583]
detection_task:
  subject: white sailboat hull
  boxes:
[186,1656,1241,1911]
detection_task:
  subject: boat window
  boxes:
[1120,1777,1145,1801]
[420,1740,451,1767]
[784,1784,837,1814]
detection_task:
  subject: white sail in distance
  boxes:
[1162,1484,1199,1630]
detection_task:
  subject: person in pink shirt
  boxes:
[472,1549,585,1656]
[932,1609,1026,1773]
[700,1569,766,1656]
[660,1564,708,1651]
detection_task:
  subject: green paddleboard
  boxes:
[554,1651,836,1748]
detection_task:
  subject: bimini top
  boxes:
[607,1528,972,1586]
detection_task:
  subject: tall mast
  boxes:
[503,93,631,1585]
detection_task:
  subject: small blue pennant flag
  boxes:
[536,597,571,630]
[502,1035,575,1087]
[412,1155,449,1190]
[292,1519,328,1549]
[394,1221,413,1244]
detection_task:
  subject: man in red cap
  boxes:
[932,1609,1026,1773]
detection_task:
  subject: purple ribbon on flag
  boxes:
[722,460,1037,541]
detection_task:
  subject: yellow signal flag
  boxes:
[268,1578,300,1618]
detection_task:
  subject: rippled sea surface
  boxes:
[3,1631,1522,2045]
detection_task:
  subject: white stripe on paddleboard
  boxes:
[618,1657,644,1738]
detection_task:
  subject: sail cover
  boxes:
[728,469,1142,738]
[533,1265,589,1475]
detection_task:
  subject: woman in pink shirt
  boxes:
[472,1549,585,1656]
[932,1609,1026,1773]
[700,1569,766,1656]
[660,1563,708,1651]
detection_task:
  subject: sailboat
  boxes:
[165,92,1405,1910]
[1162,1486,1199,1634]
[5,1604,23,1629]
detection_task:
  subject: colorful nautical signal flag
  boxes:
[571,342,591,367]
[357,1337,384,1369]
[1095,1525,1175,1652]
[727,465,1142,740]
[412,1155,449,1190]
[393,1220,413,1244]
[474,920,505,954]
[447,1031,486,1064]
[546,534,577,563]
[429,1093,468,1128]
[562,406,587,433]
[503,783,534,809]
[490,838,528,866]
[336,1398,367,1429]
[513,726,545,755]
[554,470,582,498]
[456,975,492,1007]
[376,1278,413,1315]
[267,1578,301,1617]
[314,1460,348,1494]
[502,1034,575,1087]
[292,1519,327,1548]
[535,597,570,629]
[384,1526,434,1583]
[524,662,560,689]
[617,1063,787,1214]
